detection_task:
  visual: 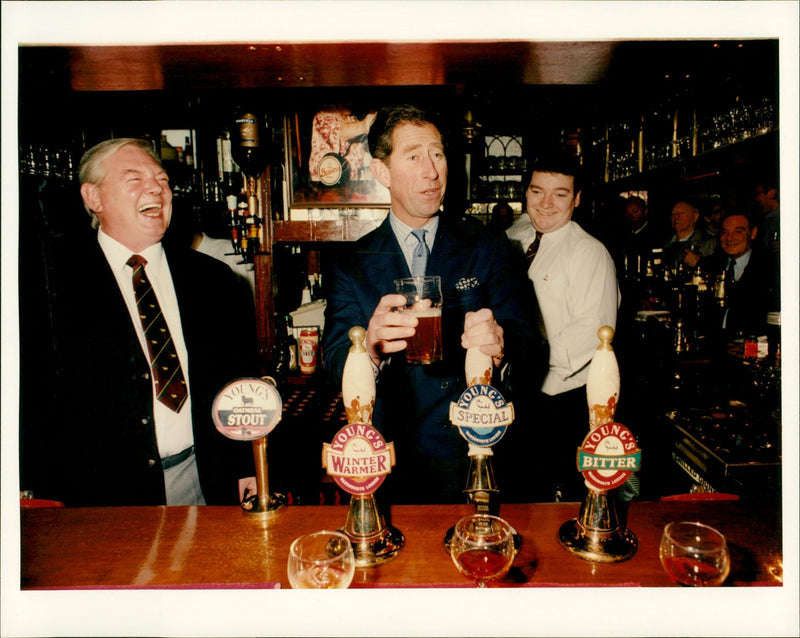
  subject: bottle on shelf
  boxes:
[286,315,299,373]
[272,314,299,386]
[232,109,268,179]
[231,108,269,262]
[183,135,194,169]
[245,209,261,263]
[300,278,313,305]
[236,186,251,261]
[217,129,240,197]
[312,273,323,301]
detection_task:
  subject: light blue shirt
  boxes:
[388,212,439,273]
[729,249,752,281]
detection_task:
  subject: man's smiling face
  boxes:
[525,170,580,234]
[83,143,173,253]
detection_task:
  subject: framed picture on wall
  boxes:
[285,106,391,210]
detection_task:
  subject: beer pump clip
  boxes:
[445,347,521,551]
[558,326,641,563]
[211,377,288,517]
[322,326,404,568]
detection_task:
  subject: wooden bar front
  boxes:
[21,501,782,590]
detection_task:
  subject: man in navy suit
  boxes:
[322,105,545,504]
[20,139,256,506]
[700,210,779,337]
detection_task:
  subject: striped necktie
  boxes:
[525,231,543,267]
[127,254,188,413]
[411,228,429,277]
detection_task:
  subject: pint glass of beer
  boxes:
[394,275,442,364]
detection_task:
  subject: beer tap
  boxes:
[323,326,404,567]
[210,376,287,518]
[444,347,520,551]
[463,348,500,514]
[558,326,640,562]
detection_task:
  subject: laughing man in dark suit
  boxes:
[21,139,257,506]
[322,105,545,504]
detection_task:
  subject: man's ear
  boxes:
[80,183,102,214]
[370,158,391,189]
[574,191,581,208]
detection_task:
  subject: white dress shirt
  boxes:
[195,233,255,298]
[508,218,620,395]
[97,229,195,458]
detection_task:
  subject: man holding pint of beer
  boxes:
[323,105,544,504]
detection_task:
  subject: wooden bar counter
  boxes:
[21,500,782,589]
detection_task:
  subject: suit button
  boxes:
[148,459,157,467]
[142,372,150,380]
[141,416,151,425]
[440,381,450,390]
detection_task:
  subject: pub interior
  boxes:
[7,6,798,636]
[19,39,782,502]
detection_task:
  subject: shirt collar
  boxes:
[731,248,752,269]
[97,228,164,274]
[507,216,571,245]
[389,211,439,249]
[540,221,572,244]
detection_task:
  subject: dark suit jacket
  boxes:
[322,214,546,504]
[21,230,258,506]
[663,228,717,272]
[699,248,779,337]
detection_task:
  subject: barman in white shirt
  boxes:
[20,139,257,506]
[507,152,620,501]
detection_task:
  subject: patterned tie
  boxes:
[411,228,429,277]
[127,255,188,413]
[525,231,543,267]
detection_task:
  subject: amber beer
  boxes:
[394,276,442,365]
[404,308,442,364]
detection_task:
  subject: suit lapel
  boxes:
[427,216,468,286]
[358,216,409,290]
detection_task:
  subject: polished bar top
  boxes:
[21,500,782,589]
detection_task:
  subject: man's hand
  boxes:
[462,308,505,365]
[365,293,418,367]
[238,476,258,503]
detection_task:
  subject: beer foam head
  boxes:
[401,306,441,317]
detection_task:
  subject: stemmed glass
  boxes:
[659,521,731,587]
[449,514,516,588]
[287,530,355,589]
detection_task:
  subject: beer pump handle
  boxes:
[336,325,406,566]
[465,347,494,457]
[342,326,375,425]
[557,325,639,561]
[465,347,493,387]
[586,326,620,429]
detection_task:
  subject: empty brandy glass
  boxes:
[287,530,355,589]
